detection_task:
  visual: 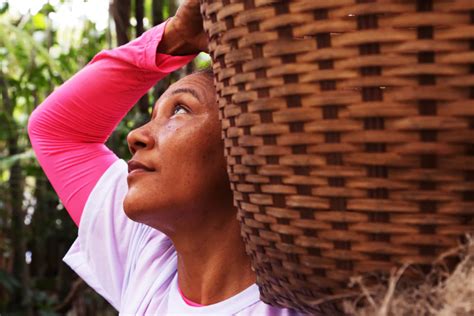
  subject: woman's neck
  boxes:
[172,211,256,305]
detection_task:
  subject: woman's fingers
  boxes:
[156,0,208,55]
[173,0,208,53]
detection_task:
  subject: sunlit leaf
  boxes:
[32,13,46,30]
[0,20,67,79]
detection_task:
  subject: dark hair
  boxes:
[193,67,214,81]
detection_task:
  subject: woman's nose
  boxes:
[127,125,155,155]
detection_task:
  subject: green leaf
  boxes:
[0,149,35,170]
[0,2,8,15]
[0,20,67,80]
[32,13,46,30]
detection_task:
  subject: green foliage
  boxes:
[0,269,20,294]
[0,0,188,314]
[0,1,114,314]
[195,52,212,70]
[0,150,34,170]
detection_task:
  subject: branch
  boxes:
[54,278,86,313]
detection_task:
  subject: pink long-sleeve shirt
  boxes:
[28,21,306,315]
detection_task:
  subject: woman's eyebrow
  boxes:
[170,87,202,103]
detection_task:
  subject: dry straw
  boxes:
[201,0,474,313]
[343,236,473,316]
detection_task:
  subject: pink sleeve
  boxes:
[28,21,195,226]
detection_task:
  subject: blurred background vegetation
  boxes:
[0,0,209,314]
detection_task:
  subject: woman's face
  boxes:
[123,72,233,232]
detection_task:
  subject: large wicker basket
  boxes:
[201,0,474,313]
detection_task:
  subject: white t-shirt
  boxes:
[63,159,306,315]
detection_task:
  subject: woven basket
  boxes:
[201,0,474,313]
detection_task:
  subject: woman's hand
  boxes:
[157,0,208,56]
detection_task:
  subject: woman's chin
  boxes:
[123,192,162,225]
[123,193,143,222]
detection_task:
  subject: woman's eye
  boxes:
[173,105,188,115]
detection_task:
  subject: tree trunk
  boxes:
[30,174,47,279]
[111,0,131,46]
[0,73,31,315]
[135,0,145,36]
[150,0,186,107]
[169,0,178,16]
[135,0,150,118]
[8,133,29,313]
[152,0,164,26]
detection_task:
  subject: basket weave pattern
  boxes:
[201,0,474,312]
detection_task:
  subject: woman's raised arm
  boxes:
[28,21,195,226]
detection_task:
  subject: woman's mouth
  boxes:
[127,160,155,174]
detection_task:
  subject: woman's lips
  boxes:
[127,160,155,174]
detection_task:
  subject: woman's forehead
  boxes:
[156,72,216,106]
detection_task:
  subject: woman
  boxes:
[28,0,306,315]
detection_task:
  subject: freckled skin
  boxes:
[121,0,256,305]
[124,72,234,237]
[121,0,257,302]
[124,73,256,304]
